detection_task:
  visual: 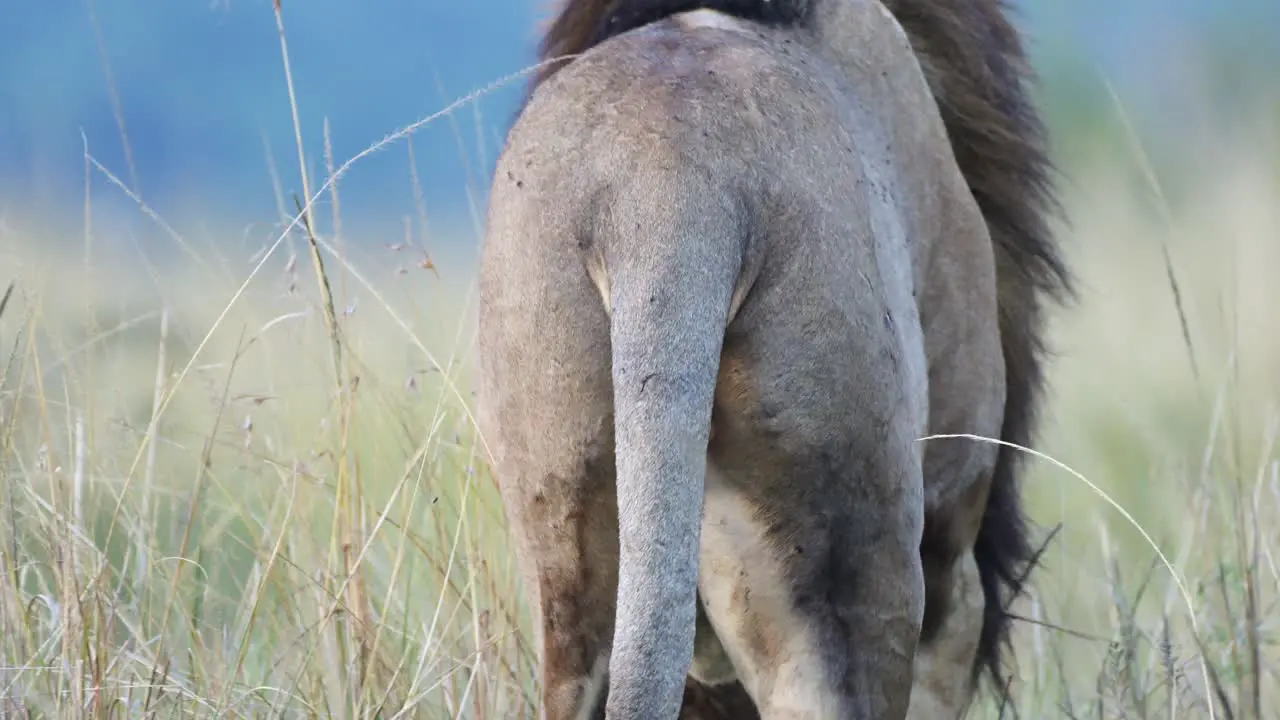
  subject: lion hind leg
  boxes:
[908,551,985,719]
[493,451,621,720]
[697,452,925,720]
[913,437,1002,717]
[477,269,622,719]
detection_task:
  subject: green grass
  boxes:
[0,230,530,717]
[2,7,1279,719]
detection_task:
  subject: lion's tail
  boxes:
[594,169,743,718]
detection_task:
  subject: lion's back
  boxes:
[504,15,858,201]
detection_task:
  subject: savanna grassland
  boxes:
[1,9,1279,719]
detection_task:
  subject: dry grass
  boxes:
[2,5,1279,718]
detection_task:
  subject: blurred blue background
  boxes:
[2,0,1278,251]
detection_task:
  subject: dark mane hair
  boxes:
[526,0,1073,698]
[531,0,813,91]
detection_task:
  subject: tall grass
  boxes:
[2,5,1279,718]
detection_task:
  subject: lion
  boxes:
[476,0,1070,717]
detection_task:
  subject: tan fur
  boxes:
[479,0,1069,718]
